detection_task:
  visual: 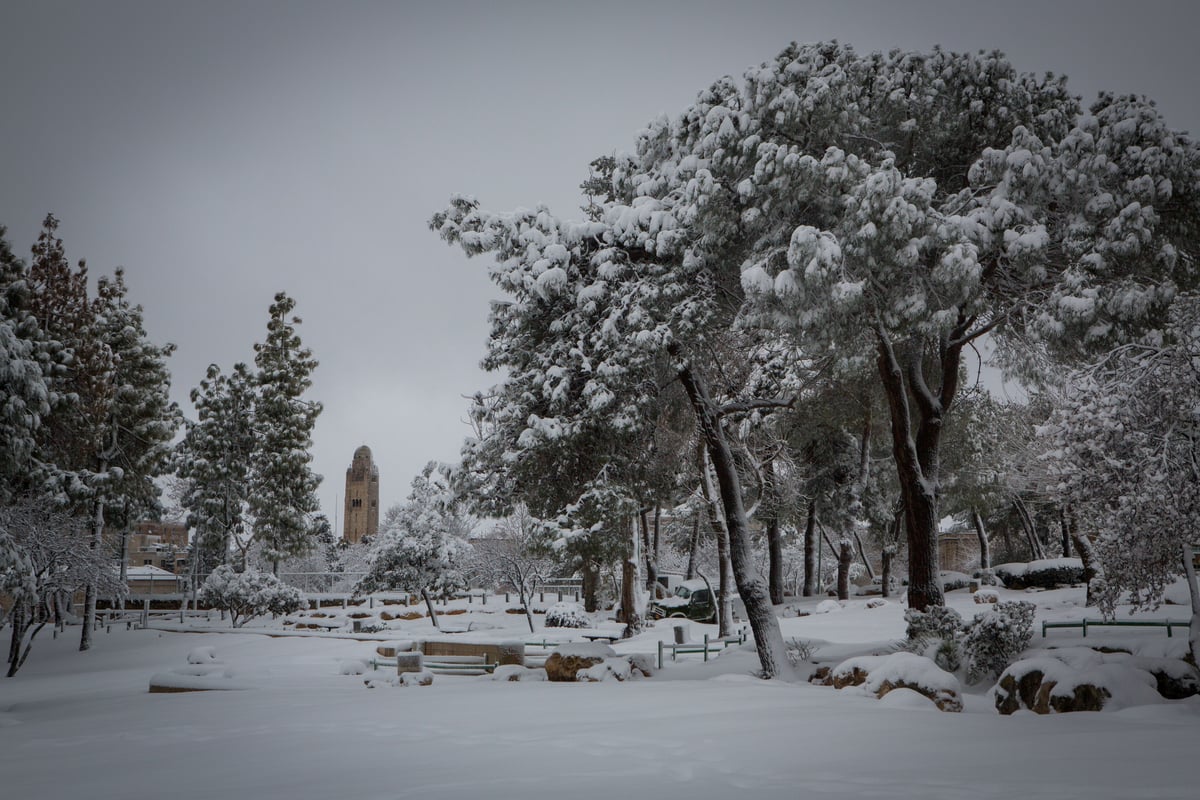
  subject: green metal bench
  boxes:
[1041,619,1190,638]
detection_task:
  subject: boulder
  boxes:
[831,666,869,689]
[809,666,832,686]
[831,653,963,712]
[1033,681,1109,713]
[544,643,616,682]
[875,679,963,713]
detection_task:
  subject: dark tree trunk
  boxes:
[1065,508,1101,606]
[767,516,784,605]
[852,529,876,580]
[881,546,895,599]
[1013,496,1043,560]
[674,352,790,679]
[971,507,991,572]
[802,498,817,597]
[639,508,658,593]
[1059,506,1071,558]
[652,506,661,595]
[875,326,958,612]
[837,540,852,601]
[698,445,733,637]
[685,514,700,581]
[580,559,600,612]
[421,588,441,631]
[620,555,641,638]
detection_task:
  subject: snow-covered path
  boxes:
[2,626,1198,800]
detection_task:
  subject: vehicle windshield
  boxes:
[674,586,692,599]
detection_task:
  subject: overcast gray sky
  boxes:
[2,0,1197,527]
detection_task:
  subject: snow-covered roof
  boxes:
[126,565,178,579]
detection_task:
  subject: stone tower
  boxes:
[343,445,379,544]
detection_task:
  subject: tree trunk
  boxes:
[852,529,876,581]
[699,448,733,638]
[639,508,658,593]
[1058,507,1071,558]
[881,545,895,599]
[837,539,852,601]
[1014,496,1044,560]
[651,506,661,595]
[620,517,643,638]
[580,559,599,612]
[875,326,954,612]
[802,498,817,597]
[620,557,641,638]
[518,585,536,634]
[81,483,108,652]
[1066,511,1102,607]
[421,588,441,631]
[767,516,784,605]
[674,353,790,679]
[684,514,700,581]
[971,507,991,572]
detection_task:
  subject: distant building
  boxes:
[126,520,190,575]
[343,445,379,544]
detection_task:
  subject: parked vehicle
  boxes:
[649,578,717,623]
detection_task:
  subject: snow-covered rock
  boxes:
[544,643,616,682]
[831,652,963,712]
[339,660,367,676]
[186,646,220,665]
[814,599,843,614]
[994,648,1198,713]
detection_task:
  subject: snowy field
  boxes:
[2,586,1198,800]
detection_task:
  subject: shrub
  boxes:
[200,565,305,627]
[544,601,589,628]
[903,606,964,673]
[961,601,1036,684]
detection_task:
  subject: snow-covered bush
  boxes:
[199,565,305,627]
[940,571,972,592]
[544,601,589,628]
[993,559,1084,590]
[961,601,1035,684]
[904,605,965,673]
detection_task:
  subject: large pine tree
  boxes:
[176,362,256,571]
[247,292,323,573]
[0,226,55,503]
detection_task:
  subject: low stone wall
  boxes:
[417,640,525,666]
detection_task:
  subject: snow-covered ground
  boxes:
[2,585,1198,800]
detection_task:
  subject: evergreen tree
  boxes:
[78,268,181,650]
[26,214,112,501]
[247,292,323,573]
[176,363,256,571]
[0,226,55,502]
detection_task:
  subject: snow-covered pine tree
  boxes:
[247,292,322,574]
[25,214,113,499]
[730,48,1199,609]
[0,227,55,503]
[176,362,256,572]
[76,269,181,650]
